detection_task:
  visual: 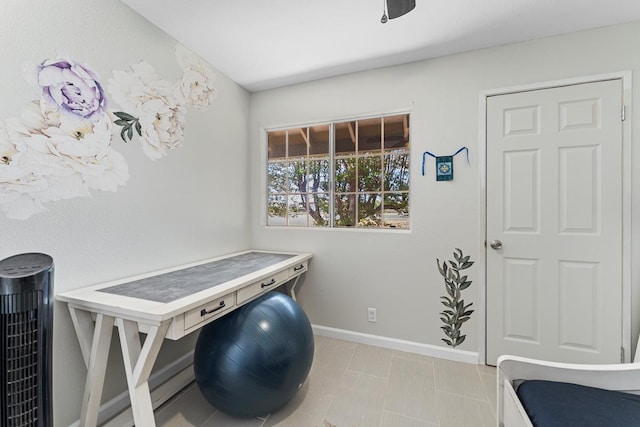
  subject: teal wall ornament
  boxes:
[421,147,469,181]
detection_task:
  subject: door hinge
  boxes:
[621,346,625,363]
[622,105,626,121]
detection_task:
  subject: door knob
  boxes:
[490,240,502,250]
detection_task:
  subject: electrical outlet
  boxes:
[367,307,377,322]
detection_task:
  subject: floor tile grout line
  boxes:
[344,367,391,380]
[436,389,495,404]
[344,343,393,380]
[377,360,393,427]
[383,407,439,426]
[477,372,498,417]
[433,360,442,427]
[345,342,359,370]
[321,392,338,427]
[201,409,218,427]
[433,364,488,400]
[259,412,270,427]
[438,387,488,403]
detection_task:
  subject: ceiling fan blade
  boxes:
[387,0,416,19]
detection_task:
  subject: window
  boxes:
[267,113,409,229]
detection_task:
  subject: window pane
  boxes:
[335,158,356,193]
[308,193,330,227]
[358,193,382,227]
[358,118,382,153]
[335,121,356,156]
[268,131,286,159]
[309,125,329,156]
[287,161,307,192]
[383,193,409,229]
[288,128,307,157]
[267,194,287,225]
[383,153,410,191]
[334,194,356,227]
[267,161,287,193]
[384,114,409,150]
[287,194,308,226]
[309,159,329,193]
[358,155,382,192]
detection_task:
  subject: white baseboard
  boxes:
[69,351,195,427]
[312,325,479,364]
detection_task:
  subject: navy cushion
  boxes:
[517,380,640,427]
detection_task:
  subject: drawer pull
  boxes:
[294,264,305,271]
[201,301,226,316]
[261,278,277,288]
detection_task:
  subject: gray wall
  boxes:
[0,1,250,425]
[250,22,640,357]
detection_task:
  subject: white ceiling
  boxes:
[121,0,640,92]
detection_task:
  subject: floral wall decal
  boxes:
[1,56,127,220]
[436,248,475,348]
[175,44,218,111]
[109,61,186,160]
[109,46,217,160]
[0,45,217,219]
[27,57,109,120]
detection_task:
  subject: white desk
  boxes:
[56,250,312,427]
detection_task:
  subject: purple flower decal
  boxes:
[36,57,107,120]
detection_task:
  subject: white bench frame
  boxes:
[497,344,640,427]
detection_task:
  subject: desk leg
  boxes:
[116,318,170,427]
[68,307,115,427]
[288,275,302,301]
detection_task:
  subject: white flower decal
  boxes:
[176,44,217,111]
[0,102,129,218]
[0,119,49,219]
[108,62,186,160]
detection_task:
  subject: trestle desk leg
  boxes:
[68,307,115,427]
[288,275,302,301]
[116,318,170,427]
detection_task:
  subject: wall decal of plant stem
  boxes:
[437,248,474,348]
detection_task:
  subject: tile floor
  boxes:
[154,335,497,427]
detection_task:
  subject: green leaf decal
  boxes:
[113,111,142,143]
[435,248,474,348]
[114,111,137,120]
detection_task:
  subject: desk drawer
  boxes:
[184,292,235,330]
[289,260,308,277]
[237,269,289,304]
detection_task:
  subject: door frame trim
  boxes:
[478,71,633,365]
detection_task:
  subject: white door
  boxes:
[486,79,623,365]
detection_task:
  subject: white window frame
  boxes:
[264,111,411,230]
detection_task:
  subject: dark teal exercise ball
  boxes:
[194,292,314,418]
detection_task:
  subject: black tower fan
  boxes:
[0,253,54,427]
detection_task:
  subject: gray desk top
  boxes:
[99,252,295,303]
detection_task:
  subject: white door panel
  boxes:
[486,80,623,365]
